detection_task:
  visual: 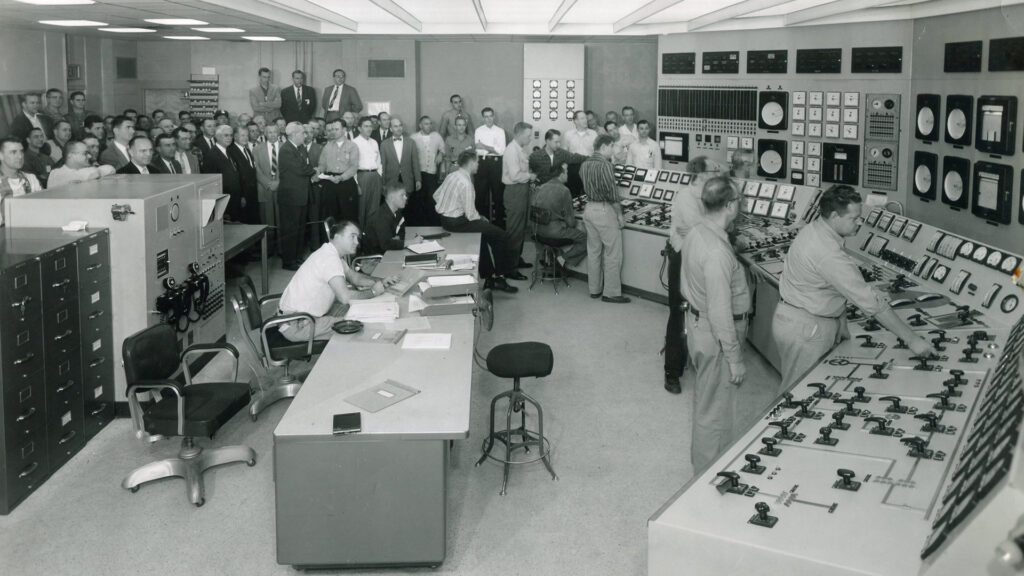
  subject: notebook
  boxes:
[406,240,445,254]
[401,333,452,350]
[345,380,420,413]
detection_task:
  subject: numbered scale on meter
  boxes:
[945,95,973,146]
[916,94,940,141]
[916,164,933,194]
[944,168,964,203]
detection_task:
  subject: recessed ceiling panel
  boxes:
[640,0,747,24]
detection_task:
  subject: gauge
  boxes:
[917,106,935,136]
[566,111,574,120]
[931,265,949,282]
[872,99,883,109]
[532,80,542,88]
[986,250,1003,267]
[1001,255,1020,273]
[972,245,989,262]
[958,241,975,258]
[759,150,782,175]
[566,100,576,109]
[549,101,558,109]
[549,110,558,120]
[566,90,575,99]
[532,100,541,109]
[944,170,964,202]
[549,90,558,99]
[532,110,542,121]
[914,164,932,193]
[532,90,541,99]
[549,80,558,88]
[946,108,967,140]
[1001,294,1019,314]
[761,102,784,127]
[169,202,180,222]
[566,80,575,89]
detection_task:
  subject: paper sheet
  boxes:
[408,294,427,313]
[445,254,478,271]
[426,274,476,287]
[407,240,445,254]
[401,333,452,350]
[344,295,399,323]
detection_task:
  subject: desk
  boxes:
[274,227,480,569]
[223,223,269,293]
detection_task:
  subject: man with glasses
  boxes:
[772,184,936,394]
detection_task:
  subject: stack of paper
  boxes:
[445,254,479,271]
[343,295,400,323]
[426,274,476,288]
[401,333,452,350]
[386,268,425,296]
[406,240,445,254]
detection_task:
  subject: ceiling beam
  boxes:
[613,0,685,33]
[687,0,795,32]
[785,0,892,26]
[472,0,488,31]
[367,0,423,32]
[196,0,349,33]
[548,0,578,32]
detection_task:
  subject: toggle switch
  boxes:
[794,400,814,417]
[716,471,749,495]
[945,369,966,387]
[807,382,828,398]
[833,398,862,416]
[870,363,888,379]
[857,335,876,348]
[864,318,881,332]
[928,329,950,344]
[907,313,926,327]
[901,436,933,459]
[955,305,973,324]
[831,411,850,430]
[928,391,953,410]
[912,355,934,371]
[781,391,798,408]
[742,454,766,475]
[972,330,991,341]
[915,411,946,433]
[769,420,796,440]
[853,386,870,403]
[749,502,778,528]
[834,468,861,491]
[895,337,908,349]
[846,306,862,321]
[880,395,908,413]
[942,379,963,397]
[815,425,838,446]
[759,436,781,456]
[866,416,894,435]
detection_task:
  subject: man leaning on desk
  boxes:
[277,219,399,342]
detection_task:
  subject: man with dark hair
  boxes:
[772,185,936,394]
[254,123,282,248]
[150,133,183,174]
[410,115,444,225]
[581,133,628,303]
[371,111,391,143]
[321,68,362,122]
[363,185,407,256]
[585,110,604,135]
[0,138,42,225]
[66,91,95,140]
[123,109,138,121]
[278,121,318,270]
[439,94,474,140]
[194,118,218,166]
[212,110,229,127]
[445,115,475,173]
[48,141,116,188]
[47,120,73,163]
[173,127,200,174]
[530,163,587,267]
[178,110,192,123]
[201,125,244,220]
[318,118,361,227]
[434,150,518,294]
[42,88,65,125]
[627,120,661,170]
[229,125,260,223]
[250,67,282,121]
[681,175,750,470]
[528,128,587,185]
[618,106,638,148]
[116,136,155,174]
[473,107,506,225]
[281,69,317,123]
[22,128,55,186]
[10,93,52,141]
[84,115,105,144]
[730,148,755,179]
[152,109,166,123]
[99,115,134,170]
[501,121,536,274]
[81,136,102,166]
[353,116,383,228]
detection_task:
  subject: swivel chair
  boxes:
[121,323,256,507]
[529,205,572,293]
[230,275,329,421]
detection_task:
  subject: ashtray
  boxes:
[332,320,364,334]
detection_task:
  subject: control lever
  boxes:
[927,391,953,410]
[864,318,881,332]
[749,502,778,528]
[780,392,798,409]
[815,426,838,446]
[960,348,979,364]
[846,306,862,321]
[834,469,861,491]
[742,454,765,475]
[894,337,908,350]
[865,416,894,436]
[880,395,908,413]
[972,330,992,342]
[794,400,813,418]
[833,398,861,416]
[915,412,945,433]
[716,471,748,495]
[853,386,870,403]
[759,437,781,456]
[955,305,973,324]
[907,313,926,327]
[901,436,933,459]
[807,382,828,398]
[942,379,963,398]
[870,363,888,379]
[769,420,795,440]
[831,411,850,430]
[928,330,948,351]
[911,355,934,371]
[857,335,876,348]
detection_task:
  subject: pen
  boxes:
[394,329,408,345]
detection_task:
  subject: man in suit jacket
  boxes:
[116,136,156,174]
[278,122,317,270]
[150,133,183,174]
[10,93,54,141]
[528,128,588,185]
[280,70,317,124]
[302,122,324,252]
[370,111,391,143]
[249,67,282,122]
[201,125,244,222]
[173,127,200,174]
[254,124,282,255]
[98,115,135,170]
[380,117,421,196]
[229,126,261,224]
[320,68,362,122]
[193,118,218,168]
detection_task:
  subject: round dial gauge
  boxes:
[872,99,883,109]
[870,147,881,158]
[532,110,542,121]
[549,90,558,99]
[566,100,576,110]
[532,80,542,88]
[566,90,575,99]
[932,265,949,282]
[1002,294,1020,314]
[914,164,932,193]
[1001,255,1020,273]
[566,80,575,89]
[917,106,935,136]
[972,245,989,262]
[947,108,967,140]
[566,111,574,120]
[958,241,975,258]
[532,90,541,99]
[944,170,964,202]
[532,100,541,109]
[549,110,558,120]
[549,101,558,109]
[761,102,784,127]
[759,150,782,175]
[169,202,180,222]
[549,80,558,88]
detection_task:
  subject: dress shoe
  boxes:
[601,295,631,304]
[485,277,519,293]
[517,259,533,269]
[664,376,681,395]
[506,271,528,281]
[590,293,602,299]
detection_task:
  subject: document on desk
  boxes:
[426,274,476,287]
[343,295,399,323]
[401,333,452,350]
[386,268,425,296]
[406,240,445,254]
[345,379,420,413]
[445,254,478,271]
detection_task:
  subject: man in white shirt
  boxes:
[0,138,42,227]
[321,68,363,123]
[353,116,383,227]
[48,141,115,188]
[564,111,597,197]
[278,220,398,342]
[501,121,536,275]
[618,106,639,149]
[627,120,662,170]
[473,107,507,225]
[173,127,199,174]
[410,115,445,226]
[116,136,154,174]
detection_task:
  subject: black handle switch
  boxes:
[864,318,881,332]
[807,382,828,398]
[946,369,966,386]
[914,411,945,433]
[895,337,908,349]
[880,395,908,413]
[815,425,838,446]
[972,330,991,341]
[833,398,861,416]
[716,471,748,494]
[857,335,875,348]
[901,436,933,459]
[759,436,781,456]
[942,379,963,397]
[866,416,894,435]
[749,502,778,528]
[781,391,797,408]
[908,313,925,327]
[928,329,949,343]
[959,348,979,364]
[846,306,862,320]
[831,411,850,430]
[853,386,869,403]
[912,356,933,371]
[870,363,888,379]
[795,400,813,417]
[927,391,952,409]
[834,468,861,491]
[769,420,794,439]
[742,454,765,475]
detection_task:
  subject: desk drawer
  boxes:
[1,260,41,320]
[41,245,78,308]
[76,232,109,291]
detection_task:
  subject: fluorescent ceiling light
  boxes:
[39,20,107,26]
[192,27,245,32]
[163,35,209,40]
[17,0,95,5]
[145,18,208,25]
[100,28,156,33]
[243,36,285,41]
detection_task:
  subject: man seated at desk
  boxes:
[363,184,407,256]
[530,163,587,267]
[278,219,399,342]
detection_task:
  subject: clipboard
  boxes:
[344,379,420,413]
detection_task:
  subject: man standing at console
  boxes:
[581,134,628,304]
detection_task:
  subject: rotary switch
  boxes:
[749,502,778,528]
[834,469,861,492]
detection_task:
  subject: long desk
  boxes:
[274,228,480,569]
[223,223,269,293]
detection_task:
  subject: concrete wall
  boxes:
[585,41,658,124]
[0,28,65,93]
[418,41,523,129]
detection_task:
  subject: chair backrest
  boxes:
[122,323,180,393]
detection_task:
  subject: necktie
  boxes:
[296,86,301,102]
[167,159,176,174]
[329,86,340,110]
[244,146,253,167]
[271,143,278,177]
[394,136,402,142]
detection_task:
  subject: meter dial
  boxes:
[917,106,935,137]
[761,102,784,127]
[914,164,932,193]
[567,90,575,99]
[566,100,575,110]
[549,110,558,120]
[566,80,575,89]
[944,170,964,202]
[759,150,782,175]
[1001,255,1019,273]
[946,108,967,141]
[932,265,949,283]
[549,80,558,88]
[532,80,541,89]
[532,110,542,121]
[169,202,180,222]
[1002,294,1020,314]
[549,100,558,109]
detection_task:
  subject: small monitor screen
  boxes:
[977,171,999,210]
[663,137,685,158]
[979,104,1004,144]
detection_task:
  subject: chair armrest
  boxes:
[259,293,283,320]
[181,343,240,386]
[262,312,317,359]
[258,293,283,306]
[126,379,185,436]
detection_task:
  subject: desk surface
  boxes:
[223,223,268,259]
[274,228,480,442]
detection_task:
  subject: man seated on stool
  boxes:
[277,219,399,342]
[363,185,408,256]
[530,163,587,267]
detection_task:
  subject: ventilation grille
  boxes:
[368,60,405,78]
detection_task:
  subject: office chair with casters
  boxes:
[121,323,256,507]
[529,206,572,293]
[231,275,329,421]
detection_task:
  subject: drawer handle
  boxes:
[86,263,103,272]
[13,352,35,366]
[58,430,77,445]
[87,310,104,319]
[18,462,39,478]
[54,329,73,341]
[88,357,105,368]
[51,278,71,289]
[56,380,75,394]
[89,403,108,416]
[16,407,36,422]
[11,296,32,315]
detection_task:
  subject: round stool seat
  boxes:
[487,342,553,379]
[536,235,573,248]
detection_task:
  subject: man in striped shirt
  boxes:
[580,134,629,303]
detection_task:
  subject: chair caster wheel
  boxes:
[195,498,205,507]
[129,486,139,493]
[247,458,257,467]
[250,413,258,422]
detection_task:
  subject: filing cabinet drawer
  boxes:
[1,324,43,381]
[83,399,114,439]
[40,245,78,308]
[81,330,112,381]
[46,396,84,470]
[46,352,81,397]
[6,436,47,482]
[43,300,81,357]
[4,376,42,422]
[4,449,48,511]
[5,379,46,442]
[78,285,111,341]
[76,232,109,292]
[1,260,41,320]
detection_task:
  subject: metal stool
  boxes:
[476,342,558,495]
[530,235,572,293]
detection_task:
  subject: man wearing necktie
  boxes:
[254,124,282,255]
[151,133,183,174]
[229,126,261,224]
[321,69,363,123]
[278,122,318,270]
[201,125,244,221]
[173,127,200,174]
[281,69,317,124]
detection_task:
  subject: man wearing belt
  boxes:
[680,176,751,471]
[352,116,383,228]
[317,118,361,228]
[772,185,936,393]
[581,133,629,304]
[474,107,507,225]
[501,121,536,275]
